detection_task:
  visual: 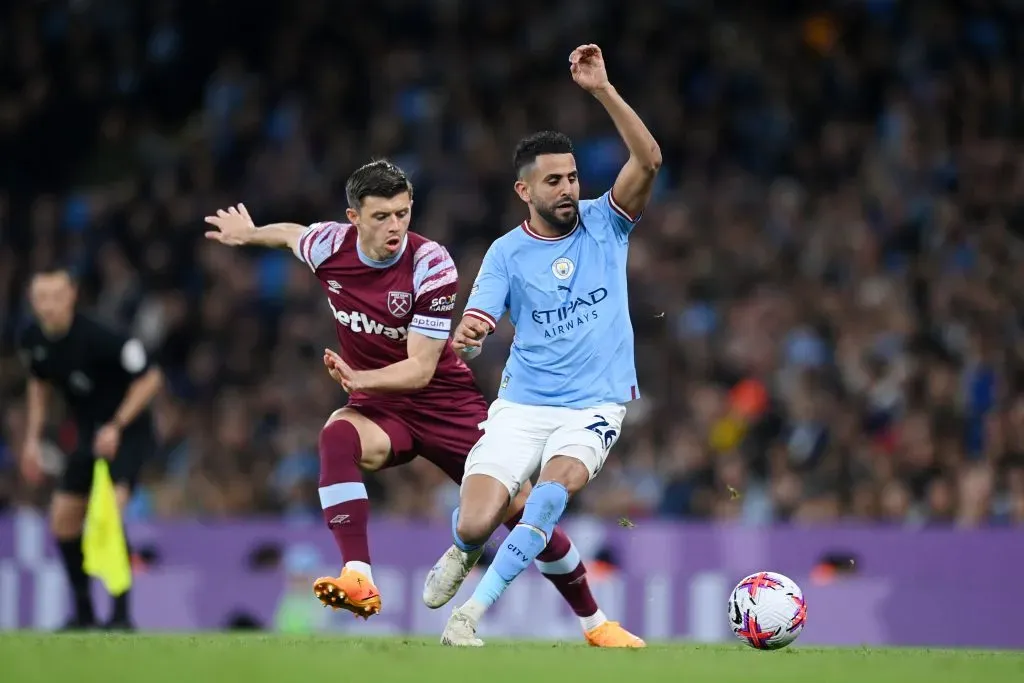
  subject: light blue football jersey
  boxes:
[463,190,641,408]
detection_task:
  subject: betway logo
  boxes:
[329,300,408,341]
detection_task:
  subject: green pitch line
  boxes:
[1,634,1021,683]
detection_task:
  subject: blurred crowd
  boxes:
[2,0,1023,527]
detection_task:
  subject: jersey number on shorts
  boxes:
[585,416,618,450]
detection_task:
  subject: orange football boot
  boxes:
[584,621,646,648]
[312,568,381,619]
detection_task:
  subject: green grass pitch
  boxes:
[1,634,1021,683]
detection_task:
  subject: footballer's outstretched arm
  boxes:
[570,44,662,220]
[325,332,447,393]
[204,203,306,254]
[20,377,49,478]
[23,377,49,448]
[457,243,509,353]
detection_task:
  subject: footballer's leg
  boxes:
[528,452,643,648]
[432,401,548,646]
[425,473,615,641]
[312,406,409,619]
[102,417,155,631]
[442,457,585,647]
[419,398,541,612]
[423,398,641,646]
[501,493,642,646]
[421,472,510,610]
[447,404,643,647]
[51,493,94,629]
[51,448,96,630]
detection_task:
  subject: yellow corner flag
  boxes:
[82,460,132,596]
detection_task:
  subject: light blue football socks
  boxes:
[451,506,482,553]
[462,481,569,618]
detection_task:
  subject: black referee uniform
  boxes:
[19,313,157,494]
[18,312,157,628]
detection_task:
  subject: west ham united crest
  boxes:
[551,257,575,280]
[387,291,412,317]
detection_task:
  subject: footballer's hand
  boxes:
[324,348,362,393]
[569,44,610,94]
[204,203,257,246]
[93,424,121,461]
[452,317,490,352]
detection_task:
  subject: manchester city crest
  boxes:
[551,257,575,280]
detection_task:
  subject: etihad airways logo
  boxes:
[531,287,609,340]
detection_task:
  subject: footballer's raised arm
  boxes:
[203,203,357,273]
[570,45,662,222]
[204,203,306,253]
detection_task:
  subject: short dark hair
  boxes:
[32,264,77,282]
[345,159,413,209]
[513,131,574,177]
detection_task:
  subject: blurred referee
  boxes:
[17,266,163,631]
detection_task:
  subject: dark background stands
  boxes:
[2,0,1023,527]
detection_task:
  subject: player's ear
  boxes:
[64,273,79,299]
[513,180,531,204]
[345,206,360,226]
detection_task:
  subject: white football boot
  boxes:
[422,544,484,609]
[440,607,484,647]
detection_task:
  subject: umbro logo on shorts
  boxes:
[329,514,350,526]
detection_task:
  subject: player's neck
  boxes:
[527,213,576,239]
[40,314,74,339]
[356,235,403,265]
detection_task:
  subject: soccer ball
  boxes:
[728,571,806,650]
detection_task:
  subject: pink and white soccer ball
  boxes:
[728,571,807,650]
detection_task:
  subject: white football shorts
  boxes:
[463,398,626,497]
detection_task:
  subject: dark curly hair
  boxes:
[513,131,574,178]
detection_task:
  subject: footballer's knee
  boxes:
[539,454,591,495]
[455,513,501,547]
[457,474,509,545]
[50,493,87,540]
[323,408,392,472]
